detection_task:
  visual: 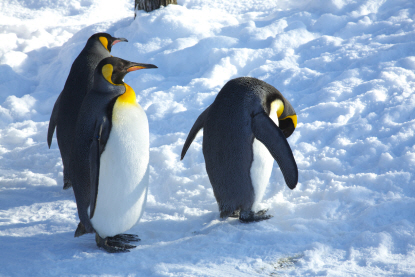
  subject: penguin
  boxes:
[181,77,298,223]
[69,57,157,252]
[47,33,128,190]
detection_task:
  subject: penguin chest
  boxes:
[250,113,279,208]
[90,102,149,238]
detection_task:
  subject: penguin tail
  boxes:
[62,182,72,190]
[74,222,87,237]
[181,106,211,160]
[47,94,61,148]
[47,121,56,148]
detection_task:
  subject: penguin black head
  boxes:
[96,56,158,85]
[242,77,297,138]
[266,96,297,138]
[89,33,128,52]
[278,103,297,138]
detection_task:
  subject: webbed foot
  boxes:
[229,209,240,218]
[95,233,139,253]
[239,209,273,223]
[111,234,140,243]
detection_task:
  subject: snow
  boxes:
[1,0,415,275]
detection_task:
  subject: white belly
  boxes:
[90,102,149,238]
[250,113,279,210]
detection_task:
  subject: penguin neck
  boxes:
[117,83,137,105]
[85,39,110,55]
[269,100,282,126]
[93,73,125,96]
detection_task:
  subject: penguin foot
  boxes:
[95,233,138,253]
[239,210,273,223]
[63,176,72,190]
[111,234,141,243]
[229,210,241,218]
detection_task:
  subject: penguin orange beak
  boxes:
[127,63,158,72]
[112,37,128,46]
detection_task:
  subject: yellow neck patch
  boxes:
[102,64,116,85]
[101,64,137,105]
[270,99,284,117]
[117,83,137,105]
[99,36,109,51]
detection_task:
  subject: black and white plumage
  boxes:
[181,77,298,222]
[47,33,127,190]
[70,57,157,252]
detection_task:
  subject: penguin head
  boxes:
[96,56,158,86]
[269,97,297,138]
[89,33,128,52]
[260,81,297,138]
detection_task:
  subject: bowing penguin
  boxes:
[181,77,298,222]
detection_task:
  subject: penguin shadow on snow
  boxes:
[0,233,75,266]
[126,209,219,244]
[0,185,72,212]
[123,209,267,253]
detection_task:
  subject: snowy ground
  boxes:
[1,0,415,276]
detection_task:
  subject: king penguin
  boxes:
[69,57,157,252]
[181,77,298,222]
[47,33,128,190]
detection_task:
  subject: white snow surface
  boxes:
[1,0,415,276]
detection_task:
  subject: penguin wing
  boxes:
[89,116,111,219]
[181,106,211,160]
[47,94,61,148]
[251,112,298,189]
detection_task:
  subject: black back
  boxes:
[69,68,125,233]
[47,33,113,189]
[181,77,298,217]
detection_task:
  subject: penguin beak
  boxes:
[127,63,158,72]
[111,37,128,46]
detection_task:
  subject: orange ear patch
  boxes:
[99,37,109,51]
[102,64,115,85]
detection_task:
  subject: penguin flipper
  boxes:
[181,106,211,160]
[47,94,61,148]
[89,117,111,219]
[251,112,298,189]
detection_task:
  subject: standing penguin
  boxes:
[47,33,128,190]
[70,57,157,252]
[181,77,298,223]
